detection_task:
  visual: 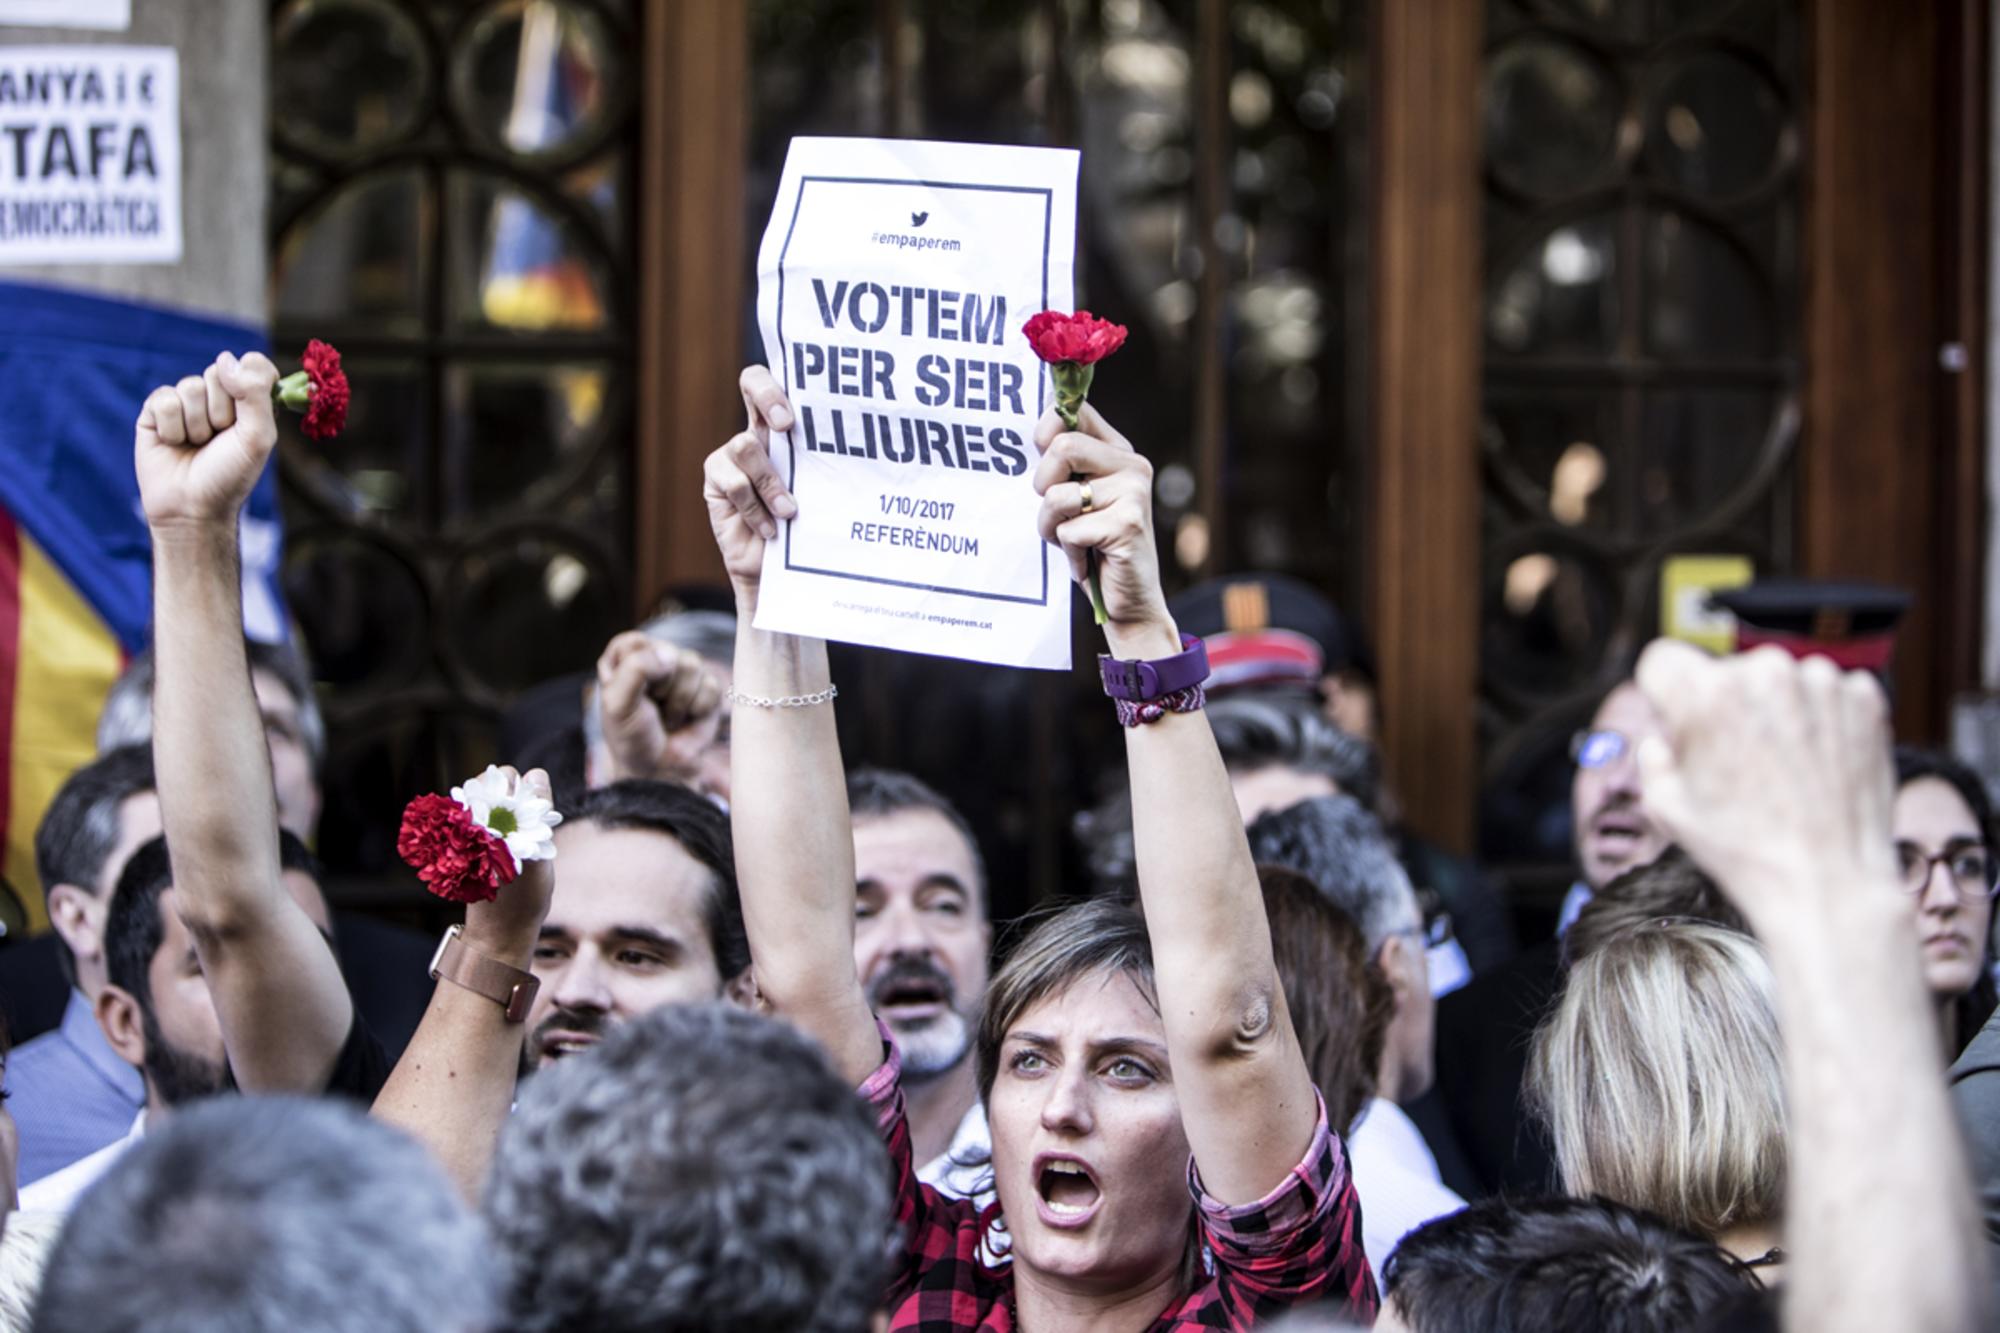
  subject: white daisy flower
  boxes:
[450,765,562,870]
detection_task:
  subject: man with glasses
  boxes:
[1430,676,1673,1195]
[1555,680,1673,935]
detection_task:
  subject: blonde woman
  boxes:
[1528,922,1787,1279]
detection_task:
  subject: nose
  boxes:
[547,946,615,1015]
[1038,1063,1094,1136]
[1918,860,1964,918]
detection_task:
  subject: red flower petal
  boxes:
[1024,310,1128,367]
[300,339,350,441]
[397,793,518,904]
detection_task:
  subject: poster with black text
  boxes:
[753,136,1079,670]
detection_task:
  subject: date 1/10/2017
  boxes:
[879,495,956,521]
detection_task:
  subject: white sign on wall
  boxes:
[0,45,180,264]
[0,0,132,31]
[753,136,1080,670]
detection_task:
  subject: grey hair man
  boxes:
[30,1095,494,1333]
[95,638,326,840]
[1249,796,1432,1104]
[847,768,992,1195]
[586,609,737,800]
[1249,793,1463,1273]
[485,1002,892,1333]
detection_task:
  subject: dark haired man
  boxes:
[847,767,992,1194]
[523,779,754,1070]
[18,829,370,1212]
[5,745,160,1184]
[1377,1195,1751,1332]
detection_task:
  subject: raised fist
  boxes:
[134,351,280,530]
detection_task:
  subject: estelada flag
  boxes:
[0,280,288,932]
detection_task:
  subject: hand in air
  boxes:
[596,631,725,784]
[134,351,280,531]
[703,366,800,601]
[462,766,558,950]
[1032,402,1175,656]
[1634,638,1899,929]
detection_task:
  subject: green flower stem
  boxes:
[274,369,313,411]
[1052,367,1109,626]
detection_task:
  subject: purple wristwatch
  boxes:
[1099,634,1210,727]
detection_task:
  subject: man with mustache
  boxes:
[849,769,994,1196]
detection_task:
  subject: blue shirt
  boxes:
[9,990,144,1186]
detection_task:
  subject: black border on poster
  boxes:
[775,174,1054,607]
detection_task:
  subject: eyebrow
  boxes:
[855,873,976,899]
[1008,1031,1171,1063]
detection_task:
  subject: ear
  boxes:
[724,967,767,1013]
[1375,934,1418,1003]
[95,984,147,1070]
[46,883,106,963]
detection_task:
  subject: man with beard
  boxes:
[18,830,364,1212]
[521,780,753,1072]
[1430,676,1673,1195]
[848,770,993,1196]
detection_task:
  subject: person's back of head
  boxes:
[1246,795,1418,949]
[1258,865,1391,1132]
[1381,1195,1750,1333]
[30,1096,493,1333]
[486,1002,892,1333]
[1528,922,1785,1242]
[1565,846,1747,967]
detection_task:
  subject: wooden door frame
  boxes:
[1366,0,1485,856]
[1802,0,1989,742]
[635,0,747,610]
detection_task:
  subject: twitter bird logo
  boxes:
[911,211,929,227]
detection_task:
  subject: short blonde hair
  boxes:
[1528,922,1786,1239]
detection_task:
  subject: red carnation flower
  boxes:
[1021,310,1129,626]
[397,792,518,905]
[1023,310,1128,367]
[273,339,351,441]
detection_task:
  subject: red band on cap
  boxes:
[1205,628,1325,690]
[1734,627,1897,671]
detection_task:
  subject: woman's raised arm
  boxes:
[1033,404,1320,1205]
[704,366,880,1085]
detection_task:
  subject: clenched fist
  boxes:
[135,351,279,531]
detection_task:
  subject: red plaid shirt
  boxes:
[859,1041,1378,1330]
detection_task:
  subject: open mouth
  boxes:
[1033,1154,1103,1229]
[875,976,951,1024]
[537,1031,600,1061]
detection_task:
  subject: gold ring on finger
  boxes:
[1079,481,1095,514]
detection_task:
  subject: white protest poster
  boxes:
[0,0,131,30]
[753,136,1079,671]
[0,46,180,264]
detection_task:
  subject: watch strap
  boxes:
[429,924,539,1023]
[1098,634,1210,702]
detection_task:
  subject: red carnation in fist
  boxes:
[273,339,351,441]
[397,793,518,904]
[1023,310,1128,366]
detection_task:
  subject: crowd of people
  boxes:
[0,350,1992,1331]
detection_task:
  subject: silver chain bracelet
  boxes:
[725,684,839,709]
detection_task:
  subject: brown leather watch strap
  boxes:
[429,924,540,1023]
